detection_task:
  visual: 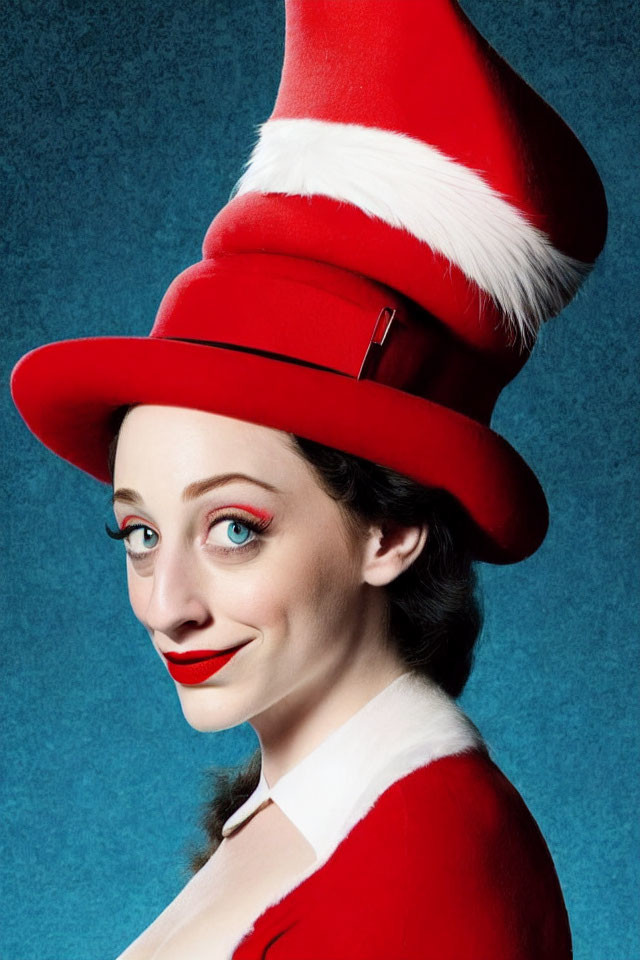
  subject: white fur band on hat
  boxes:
[233,117,591,345]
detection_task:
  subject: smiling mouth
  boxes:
[163,646,248,665]
[161,640,252,684]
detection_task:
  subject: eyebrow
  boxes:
[111,472,281,507]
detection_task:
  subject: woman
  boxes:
[9,0,607,957]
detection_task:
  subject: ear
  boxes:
[361,520,428,587]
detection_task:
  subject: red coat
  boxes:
[232,747,572,959]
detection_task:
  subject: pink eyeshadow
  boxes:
[221,503,273,521]
[120,514,142,528]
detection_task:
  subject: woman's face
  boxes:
[111,404,388,734]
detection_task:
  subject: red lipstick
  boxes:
[163,641,251,685]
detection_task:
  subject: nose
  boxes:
[142,539,212,642]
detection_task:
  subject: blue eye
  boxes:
[128,527,159,551]
[205,513,266,553]
[226,520,252,545]
[105,522,159,557]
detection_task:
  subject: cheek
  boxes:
[216,567,292,631]
[126,565,150,622]
[229,537,359,636]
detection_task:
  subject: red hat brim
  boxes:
[9,335,548,564]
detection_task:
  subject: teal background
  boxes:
[2,1,638,958]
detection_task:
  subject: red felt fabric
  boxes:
[152,253,409,381]
[232,748,572,959]
[11,0,608,565]
[10,333,548,562]
[204,192,522,360]
[270,0,607,262]
[152,251,504,422]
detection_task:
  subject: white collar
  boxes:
[221,671,484,860]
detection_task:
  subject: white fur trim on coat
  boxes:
[221,671,484,859]
[232,117,591,346]
[217,671,485,958]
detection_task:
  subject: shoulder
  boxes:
[336,745,568,875]
[393,744,557,862]
[382,749,570,944]
[357,747,573,957]
[256,748,573,959]
[337,745,560,860]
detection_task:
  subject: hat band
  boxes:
[152,254,405,381]
[165,306,396,380]
[161,328,500,427]
[152,253,502,424]
[163,336,348,377]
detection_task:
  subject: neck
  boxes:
[250,636,411,788]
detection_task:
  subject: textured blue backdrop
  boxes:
[2,1,638,958]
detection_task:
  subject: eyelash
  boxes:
[104,522,158,560]
[208,513,271,557]
[104,512,271,561]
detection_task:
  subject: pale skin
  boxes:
[111,404,428,959]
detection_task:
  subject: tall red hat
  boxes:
[10,0,607,564]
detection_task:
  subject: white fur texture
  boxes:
[232,118,591,346]
[222,671,483,858]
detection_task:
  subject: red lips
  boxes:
[162,641,251,685]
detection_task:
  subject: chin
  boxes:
[175,685,251,733]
